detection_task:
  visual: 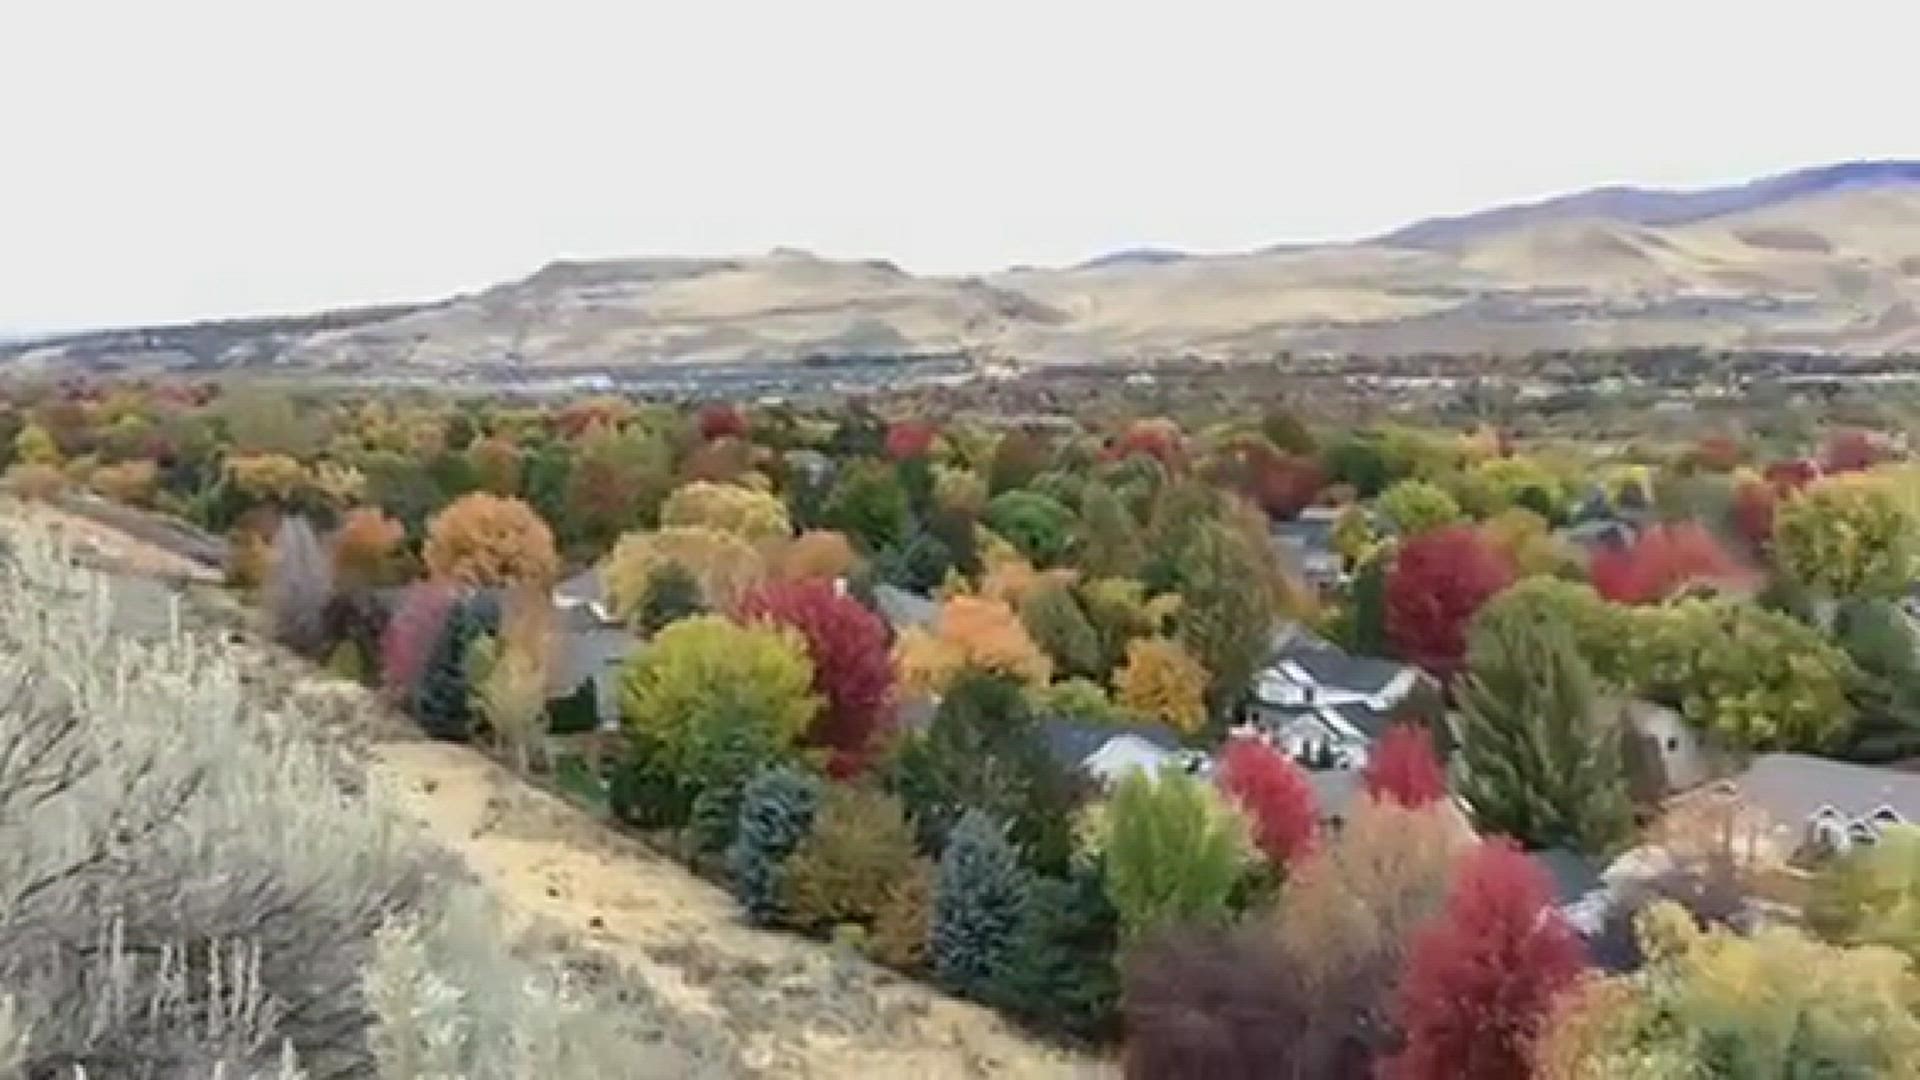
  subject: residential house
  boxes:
[871,582,938,636]
[1270,506,1348,593]
[1038,716,1202,788]
[1614,698,1712,801]
[1529,847,1612,937]
[553,567,617,626]
[1243,623,1430,770]
[550,600,640,730]
[1715,753,1920,863]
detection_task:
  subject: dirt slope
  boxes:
[371,738,1110,1079]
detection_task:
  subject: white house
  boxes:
[1244,624,1429,770]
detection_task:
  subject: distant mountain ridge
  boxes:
[9,159,1920,372]
[1379,160,1920,248]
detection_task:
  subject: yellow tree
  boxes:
[1114,637,1209,735]
[1775,473,1918,599]
[421,493,560,588]
[659,480,792,545]
[602,525,766,620]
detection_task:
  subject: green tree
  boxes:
[1775,474,1919,600]
[1377,479,1462,537]
[782,785,923,931]
[634,561,706,635]
[984,490,1078,567]
[1102,769,1250,940]
[1175,520,1274,724]
[932,810,1031,998]
[1634,598,1857,751]
[618,615,820,791]
[889,672,1076,872]
[823,458,913,554]
[725,765,823,925]
[1808,824,1920,963]
[1076,482,1145,579]
[1261,407,1317,456]
[1469,576,1634,689]
[1020,583,1104,680]
[1457,594,1632,855]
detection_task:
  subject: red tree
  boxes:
[1588,522,1755,604]
[1385,527,1514,681]
[1821,428,1886,474]
[1213,436,1324,520]
[1108,418,1185,470]
[1763,458,1821,492]
[1217,738,1319,869]
[380,582,456,704]
[1730,479,1778,554]
[737,579,896,775]
[1362,724,1448,809]
[884,419,937,461]
[1689,433,1743,472]
[696,402,748,442]
[1385,840,1587,1080]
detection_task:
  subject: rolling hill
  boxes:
[11,161,1920,374]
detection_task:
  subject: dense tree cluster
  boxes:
[21,377,1920,1064]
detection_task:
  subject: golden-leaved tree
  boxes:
[659,480,792,545]
[1114,637,1209,735]
[421,493,560,588]
[895,595,1051,695]
[602,526,766,622]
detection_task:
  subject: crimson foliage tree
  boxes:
[379,582,457,704]
[1763,458,1820,492]
[1385,840,1586,1080]
[1385,527,1514,681]
[738,579,896,775]
[696,402,748,441]
[1217,738,1318,870]
[1730,479,1777,554]
[1822,428,1887,473]
[1362,724,1448,809]
[1588,521,1752,605]
[885,419,937,461]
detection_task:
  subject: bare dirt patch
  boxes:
[371,738,1112,1079]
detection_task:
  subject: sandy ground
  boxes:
[47,496,1111,1078]
[369,738,1110,1079]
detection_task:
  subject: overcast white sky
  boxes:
[2,0,1915,332]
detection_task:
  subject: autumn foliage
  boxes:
[1363,724,1449,809]
[1730,479,1777,553]
[1114,637,1210,735]
[739,579,897,774]
[1385,840,1587,1080]
[330,506,406,586]
[895,596,1052,694]
[380,582,457,704]
[1385,526,1514,680]
[885,419,938,461]
[422,493,559,588]
[696,402,749,442]
[770,529,862,582]
[1822,428,1888,474]
[1217,738,1320,870]
[1588,522,1754,604]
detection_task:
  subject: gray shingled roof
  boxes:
[1038,717,1181,772]
[872,583,938,632]
[1733,753,1920,827]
